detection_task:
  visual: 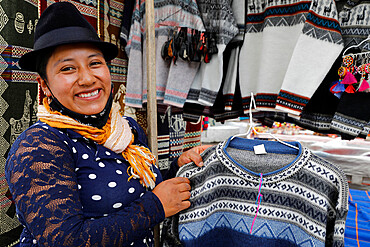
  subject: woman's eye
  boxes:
[61,66,74,72]
[91,61,103,66]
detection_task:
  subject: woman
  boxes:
[5,2,210,246]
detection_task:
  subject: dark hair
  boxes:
[35,47,55,80]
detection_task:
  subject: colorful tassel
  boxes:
[330,81,346,94]
[341,72,357,85]
[345,84,356,93]
[358,79,370,92]
[334,92,343,98]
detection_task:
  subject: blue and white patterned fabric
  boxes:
[173,137,349,247]
[5,117,166,247]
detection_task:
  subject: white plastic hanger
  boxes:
[230,92,299,150]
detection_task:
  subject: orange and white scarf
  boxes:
[37,98,157,189]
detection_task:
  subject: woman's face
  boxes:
[40,43,112,115]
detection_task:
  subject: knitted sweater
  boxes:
[186,0,239,106]
[239,0,343,116]
[125,0,205,108]
[172,137,348,247]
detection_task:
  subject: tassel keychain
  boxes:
[341,71,357,84]
[345,84,356,93]
[358,79,370,91]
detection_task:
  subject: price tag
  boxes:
[253,144,267,155]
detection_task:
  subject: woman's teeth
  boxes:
[78,90,99,98]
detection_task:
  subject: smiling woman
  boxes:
[4,2,210,247]
[39,43,112,116]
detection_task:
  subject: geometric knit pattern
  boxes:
[290,2,370,139]
[173,137,349,247]
[239,0,343,116]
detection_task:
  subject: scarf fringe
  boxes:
[38,98,157,189]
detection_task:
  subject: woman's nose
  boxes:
[78,67,95,85]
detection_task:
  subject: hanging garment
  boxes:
[183,118,203,152]
[222,0,246,111]
[157,104,171,172]
[186,0,239,106]
[239,0,343,116]
[119,0,135,47]
[279,2,370,139]
[164,137,349,247]
[330,92,370,140]
[169,108,186,162]
[212,40,245,122]
[297,55,342,133]
[125,0,205,108]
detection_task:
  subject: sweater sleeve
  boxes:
[119,0,135,47]
[275,0,344,116]
[125,0,144,108]
[5,126,165,246]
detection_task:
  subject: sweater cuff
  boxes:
[143,191,165,225]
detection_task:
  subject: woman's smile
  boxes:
[76,89,101,99]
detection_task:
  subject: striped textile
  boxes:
[344,189,370,247]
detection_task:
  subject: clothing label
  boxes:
[253,144,267,155]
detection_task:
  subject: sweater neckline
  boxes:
[216,137,311,184]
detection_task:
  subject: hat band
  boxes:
[34,26,100,50]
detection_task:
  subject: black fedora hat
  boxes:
[19,2,118,71]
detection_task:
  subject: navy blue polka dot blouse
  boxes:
[5,117,175,246]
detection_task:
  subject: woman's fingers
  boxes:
[152,177,192,217]
[177,145,213,167]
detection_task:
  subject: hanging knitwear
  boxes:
[165,138,348,247]
[330,92,370,140]
[183,117,202,152]
[157,104,171,172]
[169,107,185,162]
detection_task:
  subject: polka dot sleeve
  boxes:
[5,125,165,246]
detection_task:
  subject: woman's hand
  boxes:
[177,145,213,167]
[152,177,191,217]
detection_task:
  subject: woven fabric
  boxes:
[0,1,39,246]
[344,189,370,247]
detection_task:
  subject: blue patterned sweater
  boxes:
[166,137,348,247]
[5,117,172,247]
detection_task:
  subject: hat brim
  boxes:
[19,40,118,72]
